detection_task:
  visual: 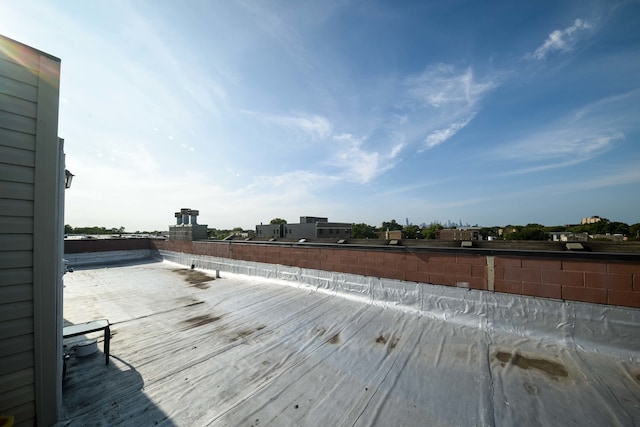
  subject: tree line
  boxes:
[497,219,640,241]
[350,218,640,241]
[64,225,162,235]
[66,217,640,241]
[351,220,445,239]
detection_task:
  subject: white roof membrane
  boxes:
[59,260,640,426]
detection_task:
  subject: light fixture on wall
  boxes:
[65,169,74,189]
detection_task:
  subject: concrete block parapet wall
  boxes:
[65,239,640,309]
[152,239,640,309]
[495,257,640,307]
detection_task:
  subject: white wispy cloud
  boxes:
[404,64,499,151]
[501,130,623,161]
[242,111,333,140]
[235,0,317,74]
[331,133,404,183]
[118,3,229,119]
[531,164,640,196]
[497,158,590,176]
[237,110,405,184]
[407,64,495,108]
[497,89,639,166]
[422,113,477,151]
[271,113,333,139]
[565,167,640,191]
[526,19,592,60]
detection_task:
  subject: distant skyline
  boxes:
[2,1,639,230]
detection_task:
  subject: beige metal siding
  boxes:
[1,35,61,425]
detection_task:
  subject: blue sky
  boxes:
[2,0,639,231]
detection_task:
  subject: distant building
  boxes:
[300,216,328,224]
[592,233,626,242]
[581,216,603,225]
[256,216,352,240]
[498,227,517,237]
[548,231,589,242]
[376,230,403,240]
[437,227,481,241]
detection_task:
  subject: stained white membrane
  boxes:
[59,259,640,426]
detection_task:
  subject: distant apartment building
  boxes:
[548,231,590,242]
[256,216,352,240]
[581,216,602,225]
[437,227,481,241]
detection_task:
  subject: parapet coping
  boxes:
[188,239,640,262]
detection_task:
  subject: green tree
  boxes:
[504,224,547,240]
[64,224,73,234]
[421,223,443,239]
[403,224,422,239]
[629,223,640,240]
[380,219,403,232]
[352,223,377,239]
[270,218,287,224]
[607,221,629,235]
[208,228,222,239]
[480,227,500,239]
[567,219,631,236]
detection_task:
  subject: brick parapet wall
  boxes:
[495,257,640,307]
[96,239,639,309]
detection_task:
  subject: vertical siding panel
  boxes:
[0,368,34,394]
[0,35,61,425]
[32,44,63,426]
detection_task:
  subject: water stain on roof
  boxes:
[496,351,569,380]
[329,333,340,344]
[172,268,214,289]
[182,314,221,329]
[375,334,400,351]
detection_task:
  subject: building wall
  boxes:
[376,230,403,240]
[283,223,316,240]
[316,223,351,239]
[151,240,640,309]
[438,228,481,241]
[0,35,62,426]
[255,224,284,239]
[300,216,327,223]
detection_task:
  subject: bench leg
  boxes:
[105,326,111,365]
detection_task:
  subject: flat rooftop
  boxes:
[59,260,640,426]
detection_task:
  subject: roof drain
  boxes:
[76,339,98,357]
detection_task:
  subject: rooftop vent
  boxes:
[566,242,585,251]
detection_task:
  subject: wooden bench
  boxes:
[63,319,111,365]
